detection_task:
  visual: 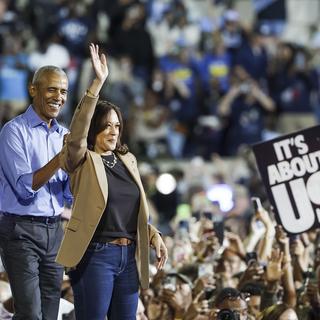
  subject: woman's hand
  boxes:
[151,233,168,270]
[224,231,246,259]
[89,43,108,83]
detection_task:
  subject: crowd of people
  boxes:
[137,207,320,320]
[0,0,320,319]
[1,0,320,159]
[129,142,320,319]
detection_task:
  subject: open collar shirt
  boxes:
[0,105,72,216]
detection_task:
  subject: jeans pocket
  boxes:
[87,242,106,252]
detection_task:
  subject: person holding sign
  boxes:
[252,126,320,235]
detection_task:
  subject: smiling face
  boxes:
[94,109,120,154]
[29,70,68,126]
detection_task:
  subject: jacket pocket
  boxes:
[67,216,81,232]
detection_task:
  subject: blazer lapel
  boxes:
[89,151,108,204]
[117,153,143,190]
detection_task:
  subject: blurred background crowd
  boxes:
[1,0,320,159]
[1,0,320,319]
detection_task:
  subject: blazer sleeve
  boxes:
[148,224,161,243]
[60,94,99,173]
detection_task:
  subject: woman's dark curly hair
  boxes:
[87,100,128,154]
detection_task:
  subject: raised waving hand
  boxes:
[88,43,108,95]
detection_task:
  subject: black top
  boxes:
[92,153,140,243]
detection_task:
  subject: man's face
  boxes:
[29,71,68,126]
[218,297,248,320]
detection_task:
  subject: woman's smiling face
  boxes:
[94,109,120,154]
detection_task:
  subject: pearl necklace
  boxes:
[101,152,117,168]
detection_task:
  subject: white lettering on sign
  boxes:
[265,134,320,234]
[267,151,320,185]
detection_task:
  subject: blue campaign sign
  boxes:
[252,125,320,234]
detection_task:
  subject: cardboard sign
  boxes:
[252,125,320,234]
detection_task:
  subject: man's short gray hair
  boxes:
[32,66,67,85]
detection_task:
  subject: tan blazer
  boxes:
[56,95,158,289]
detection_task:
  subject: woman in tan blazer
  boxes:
[56,44,167,320]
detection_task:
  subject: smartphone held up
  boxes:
[251,197,263,212]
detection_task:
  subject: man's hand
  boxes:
[184,291,211,320]
[151,233,168,270]
[266,247,283,283]
[275,225,289,247]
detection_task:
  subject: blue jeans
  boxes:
[69,242,139,320]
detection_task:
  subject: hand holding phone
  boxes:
[251,197,273,227]
[245,251,258,265]
[162,276,176,292]
[251,197,263,212]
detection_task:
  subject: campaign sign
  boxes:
[252,125,320,235]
